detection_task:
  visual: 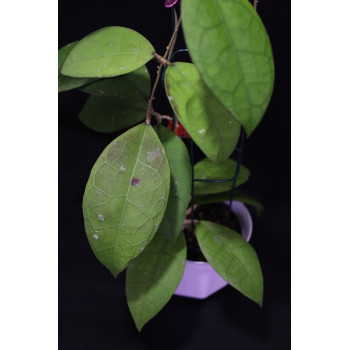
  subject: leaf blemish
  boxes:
[98,214,105,221]
[120,165,126,172]
[199,129,205,134]
[93,234,99,240]
[131,177,140,186]
[147,147,161,162]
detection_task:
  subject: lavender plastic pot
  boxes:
[174,201,253,299]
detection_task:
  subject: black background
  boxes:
[58,1,291,349]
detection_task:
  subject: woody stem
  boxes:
[146,12,182,124]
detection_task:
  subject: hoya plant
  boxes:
[59,0,274,331]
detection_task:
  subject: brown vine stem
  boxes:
[254,0,258,10]
[146,12,182,124]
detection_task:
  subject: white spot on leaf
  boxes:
[93,234,99,240]
[199,129,205,134]
[147,147,161,162]
[99,89,105,95]
[120,165,126,172]
[168,95,173,101]
[98,214,105,221]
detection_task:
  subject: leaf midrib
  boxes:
[111,124,148,266]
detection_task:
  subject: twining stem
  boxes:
[254,0,258,10]
[146,12,182,124]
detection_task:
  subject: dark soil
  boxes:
[184,202,241,262]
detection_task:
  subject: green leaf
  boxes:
[58,41,95,92]
[195,191,264,212]
[182,0,275,136]
[81,65,150,99]
[78,95,147,133]
[82,123,170,277]
[155,125,192,242]
[196,221,263,306]
[194,158,250,195]
[61,26,155,78]
[126,232,186,331]
[79,66,150,132]
[165,62,241,163]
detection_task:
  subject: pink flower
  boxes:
[165,0,179,8]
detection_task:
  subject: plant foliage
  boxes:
[59,0,274,331]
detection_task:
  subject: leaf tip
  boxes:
[136,322,145,332]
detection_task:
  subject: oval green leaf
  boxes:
[58,41,96,92]
[196,220,263,306]
[81,65,150,99]
[82,123,170,277]
[182,0,275,136]
[78,95,147,133]
[126,232,186,331]
[165,62,241,163]
[194,158,250,195]
[79,66,150,132]
[155,125,192,242]
[61,26,155,78]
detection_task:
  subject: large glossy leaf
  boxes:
[165,62,241,163]
[58,42,95,92]
[81,65,150,99]
[82,123,170,277]
[196,220,263,305]
[126,232,186,331]
[61,26,155,78]
[194,158,250,195]
[182,0,275,136]
[155,125,192,242]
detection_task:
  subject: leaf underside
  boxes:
[126,232,186,331]
[82,123,170,277]
[165,62,241,164]
[194,157,250,195]
[155,125,192,242]
[182,0,275,136]
[61,26,155,78]
[196,220,263,305]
